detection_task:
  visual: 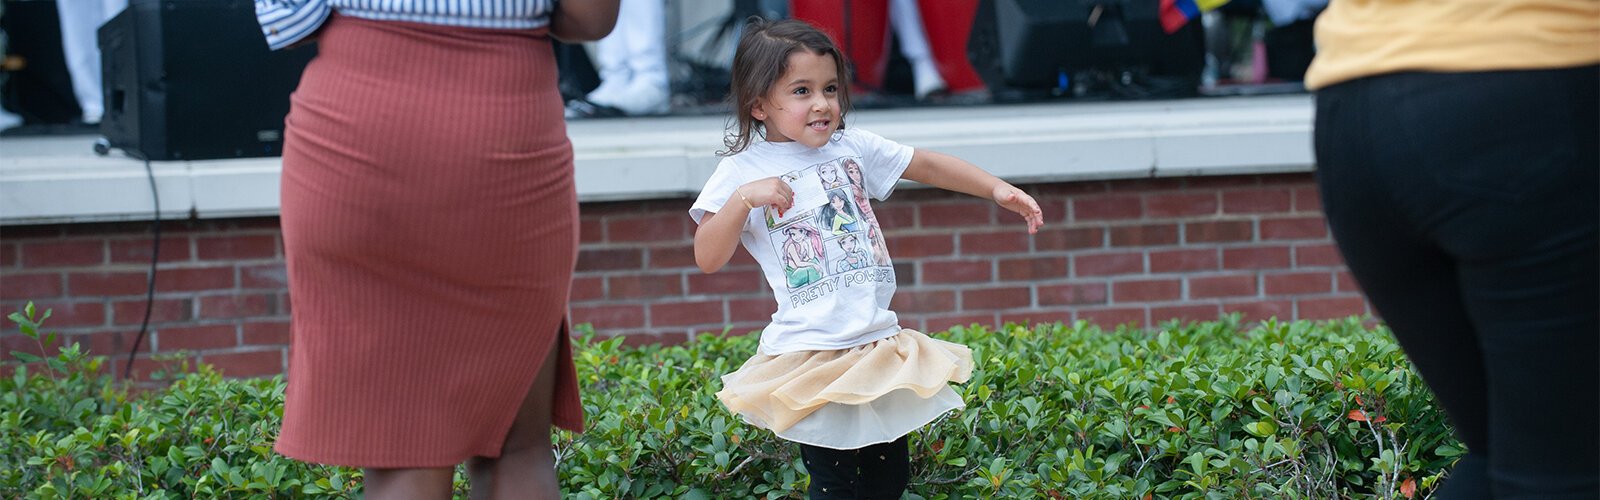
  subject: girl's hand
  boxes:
[739,177,796,216]
[993,183,1044,234]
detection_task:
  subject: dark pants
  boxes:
[799,436,909,499]
[1314,66,1599,499]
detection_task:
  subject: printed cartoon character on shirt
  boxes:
[818,161,847,190]
[763,156,891,291]
[817,190,863,235]
[832,233,872,272]
[842,159,878,228]
[776,222,826,289]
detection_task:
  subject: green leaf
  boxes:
[1250,398,1274,417]
[1243,421,1278,438]
[680,488,711,500]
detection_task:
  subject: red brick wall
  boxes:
[0,173,1369,377]
[1,218,291,379]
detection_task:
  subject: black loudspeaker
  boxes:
[970,0,1163,89]
[98,0,315,161]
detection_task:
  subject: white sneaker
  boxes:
[584,78,628,108]
[590,78,670,116]
[0,109,21,131]
[912,60,947,100]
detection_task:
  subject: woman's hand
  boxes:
[993,183,1044,234]
[550,0,620,42]
[739,177,796,216]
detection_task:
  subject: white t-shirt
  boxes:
[690,129,915,355]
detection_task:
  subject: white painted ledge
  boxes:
[0,95,1313,225]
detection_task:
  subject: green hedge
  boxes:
[3,303,1462,498]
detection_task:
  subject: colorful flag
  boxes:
[1159,0,1202,33]
[1161,0,1232,33]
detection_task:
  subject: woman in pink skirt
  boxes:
[255,1,617,497]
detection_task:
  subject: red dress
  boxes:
[274,15,584,468]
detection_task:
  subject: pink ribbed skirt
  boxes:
[274,15,584,468]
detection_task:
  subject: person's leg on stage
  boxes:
[56,0,126,124]
[888,0,943,99]
[914,0,985,95]
[616,0,668,115]
[578,0,668,116]
[579,2,634,112]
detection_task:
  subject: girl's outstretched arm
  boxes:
[695,177,795,273]
[902,149,1045,233]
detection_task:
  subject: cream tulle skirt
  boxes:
[716,329,974,450]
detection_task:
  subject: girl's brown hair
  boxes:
[719,18,853,156]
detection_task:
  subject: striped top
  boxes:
[255,0,556,50]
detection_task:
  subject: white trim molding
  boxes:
[1,95,1313,225]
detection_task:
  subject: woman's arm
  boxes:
[549,0,621,42]
[902,149,1045,233]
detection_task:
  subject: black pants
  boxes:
[799,436,909,499]
[1315,66,1599,499]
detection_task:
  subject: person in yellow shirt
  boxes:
[1308,1,1598,498]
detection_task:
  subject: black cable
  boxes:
[123,157,159,380]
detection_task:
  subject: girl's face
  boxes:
[830,194,846,210]
[753,51,841,149]
[846,162,863,184]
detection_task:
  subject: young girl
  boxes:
[690,18,1043,498]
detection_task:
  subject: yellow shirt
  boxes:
[1305,0,1600,89]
